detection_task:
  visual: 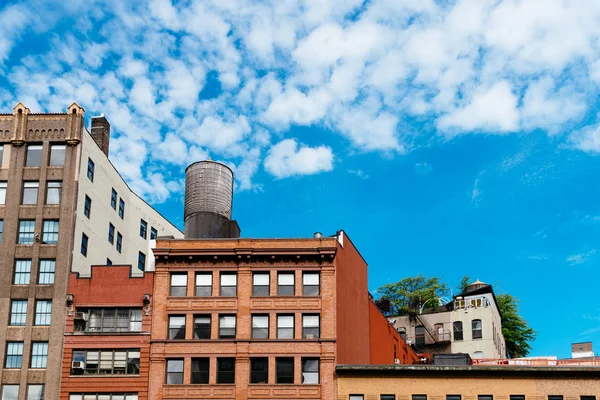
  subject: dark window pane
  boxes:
[217,358,235,384]
[111,189,117,209]
[84,195,92,218]
[168,316,186,340]
[138,252,146,271]
[140,220,147,239]
[447,396,462,400]
[381,396,395,400]
[413,396,427,400]
[81,233,88,256]
[276,358,294,384]
[453,321,463,341]
[250,358,268,384]
[118,199,125,218]
[191,358,209,384]
[194,316,211,339]
[150,227,157,240]
[472,319,482,339]
[87,158,95,181]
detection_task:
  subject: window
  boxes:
[81,233,88,256]
[581,397,595,400]
[217,358,235,384]
[49,144,66,166]
[45,181,62,204]
[413,396,427,400]
[34,301,52,326]
[453,321,463,341]
[350,396,365,400]
[84,195,92,218]
[509,396,524,400]
[194,315,211,339]
[111,189,117,209]
[548,397,563,400]
[116,232,122,253]
[26,145,42,167]
[27,384,44,400]
[302,358,319,384]
[166,359,184,384]
[150,227,157,240]
[302,314,320,339]
[30,342,48,368]
[14,259,31,284]
[2,385,19,400]
[22,182,39,204]
[479,396,493,400]
[0,181,6,204]
[195,273,212,296]
[38,260,55,284]
[303,272,320,295]
[278,272,294,295]
[191,358,209,384]
[140,219,147,239]
[85,309,142,332]
[5,342,23,368]
[138,251,146,271]
[415,325,425,346]
[118,198,125,219]
[277,314,294,339]
[220,273,237,296]
[276,358,294,384]
[69,394,138,400]
[42,220,59,244]
[107,258,112,265]
[253,272,270,296]
[108,223,115,244]
[472,319,482,339]
[72,349,140,375]
[381,396,395,400]
[0,144,3,166]
[170,274,187,296]
[447,396,462,400]
[252,315,269,339]
[219,315,236,339]
[10,300,27,326]
[168,315,186,339]
[87,158,95,181]
[250,357,268,384]
[0,219,3,242]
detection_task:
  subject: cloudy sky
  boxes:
[2,0,600,357]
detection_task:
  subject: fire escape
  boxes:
[406,312,451,352]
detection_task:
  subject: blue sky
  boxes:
[2,0,600,358]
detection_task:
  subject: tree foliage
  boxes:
[377,275,448,316]
[496,293,536,358]
[376,275,536,358]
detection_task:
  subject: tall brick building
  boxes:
[0,103,181,400]
[148,231,418,400]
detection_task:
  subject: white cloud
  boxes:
[567,249,596,266]
[438,81,519,134]
[570,123,600,153]
[264,139,334,178]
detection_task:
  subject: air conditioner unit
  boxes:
[74,312,87,321]
[71,361,84,370]
[406,340,414,345]
[305,334,315,339]
[394,359,400,364]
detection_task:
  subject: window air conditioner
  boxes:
[74,312,87,321]
[394,359,400,364]
[71,361,84,370]
[305,334,314,339]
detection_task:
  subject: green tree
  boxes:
[497,293,536,358]
[457,275,471,293]
[377,275,448,316]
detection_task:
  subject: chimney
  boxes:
[184,160,241,239]
[90,115,110,157]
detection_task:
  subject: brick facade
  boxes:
[60,266,154,400]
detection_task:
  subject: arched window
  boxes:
[472,319,482,339]
[453,321,463,341]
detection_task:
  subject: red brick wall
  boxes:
[335,233,371,364]
[61,266,153,400]
[368,300,419,364]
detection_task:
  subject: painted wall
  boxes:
[72,131,182,277]
[369,301,419,365]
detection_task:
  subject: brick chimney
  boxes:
[90,115,110,157]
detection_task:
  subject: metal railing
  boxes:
[472,358,600,367]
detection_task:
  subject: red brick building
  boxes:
[148,231,418,400]
[60,266,154,400]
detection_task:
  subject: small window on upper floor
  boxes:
[220,273,237,296]
[253,273,270,296]
[81,233,88,257]
[0,181,6,204]
[26,145,42,167]
[581,397,595,400]
[111,188,117,210]
[84,195,92,218]
[118,199,125,219]
[381,395,395,400]
[302,358,319,384]
[140,219,147,239]
[46,181,62,205]
[138,251,146,271]
[87,158,95,182]
[116,232,122,253]
[42,220,59,245]
[276,358,294,384]
[166,359,184,384]
[49,144,66,166]
[150,227,157,240]
[170,274,187,296]
[548,397,563,400]
[27,384,44,400]
[509,396,524,400]
[106,258,112,266]
[0,219,3,243]
[18,220,35,244]
[22,181,39,204]
[168,315,186,340]
[0,144,3,167]
[413,395,427,400]
[278,272,294,296]
[447,396,461,400]
[453,321,463,341]
[478,396,493,400]
[219,315,236,339]
[195,273,212,296]
[303,272,319,296]
[350,396,364,400]
[108,223,115,244]
[472,319,482,339]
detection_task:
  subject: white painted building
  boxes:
[392,280,506,359]
[71,115,183,276]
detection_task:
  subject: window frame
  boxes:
[193,315,211,339]
[83,308,143,333]
[250,357,269,384]
[22,181,39,205]
[150,227,157,240]
[0,181,7,204]
[219,314,236,339]
[276,357,294,384]
[118,198,125,219]
[252,272,270,296]
[71,349,140,375]
[5,341,24,368]
[87,158,95,181]
[26,145,43,167]
[277,272,295,296]
[277,314,294,339]
[140,219,147,239]
[45,181,62,205]
[453,321,463,341]
[217,357,235,384]
[42,220,59,245]
[10,300,28,326]
[302,314,320,339]
[301,358,319,384]
[14,259,32,285]
[111,189,117,210]
[302,272,320,296]
[116,232,122,253]
[26,384,45,400]
[30,341,48,369]
[191,358,209,384]
[81,233,88,257]
[34,300,52,326]
[2,385,19,400]
[17,220,35,244]
[84,195,92,218]
[168,315,186,340]
[165,359,184,384]
[49,144,66,166]
[472,319,483,340]
[251,314,269,339]
[220,273,237,296]
[195,273,212,296]
[108,223,115,244]
[138,251,146,271]
[170,274,188,296]
[38,259,55,285]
